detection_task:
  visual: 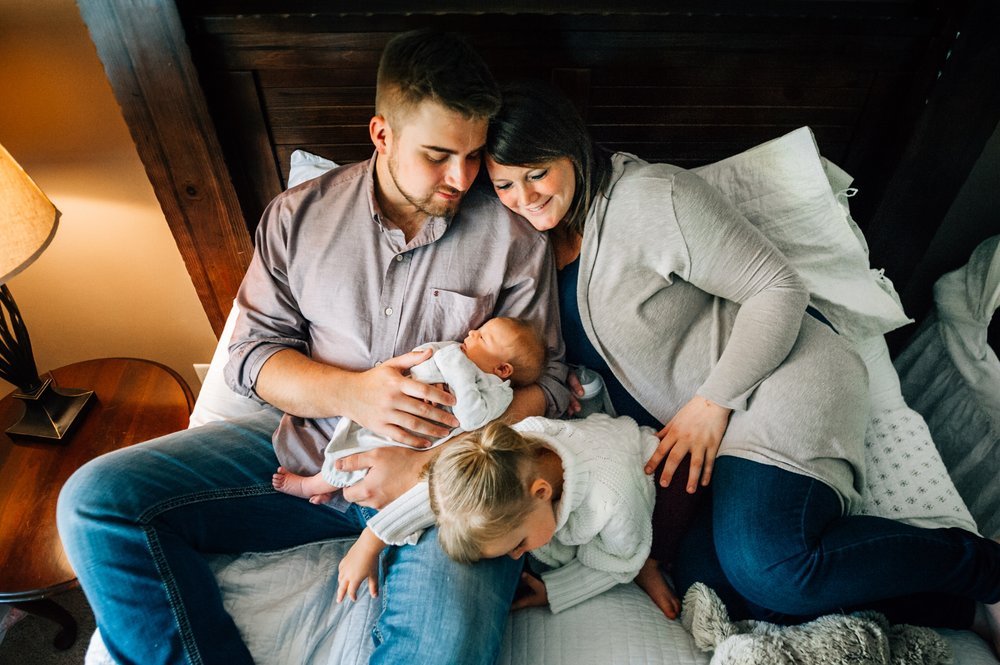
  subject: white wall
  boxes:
[0,0,217,396]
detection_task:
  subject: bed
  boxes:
[75,1,1000,663]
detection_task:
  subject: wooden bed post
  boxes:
[76,0,254,337]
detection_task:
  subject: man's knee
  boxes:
[57,447,147,536]
[374,531,520,662]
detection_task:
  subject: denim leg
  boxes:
[370,525,523,665]
[672,489,770,622]
[57,410,367,665]
[710,457,1000,623]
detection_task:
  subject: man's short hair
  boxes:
[376,29,500,126]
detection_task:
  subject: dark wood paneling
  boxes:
[185,11,949,238]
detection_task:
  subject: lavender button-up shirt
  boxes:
[225,154,569,473]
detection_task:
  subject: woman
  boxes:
[484,81,1000,649]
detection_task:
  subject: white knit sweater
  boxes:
[367,414,659,614]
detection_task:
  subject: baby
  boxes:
[337,415,665,616]
[273,316,546,503]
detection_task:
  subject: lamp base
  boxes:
[6,378,95,441]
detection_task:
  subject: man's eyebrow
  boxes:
[420,144,486,155]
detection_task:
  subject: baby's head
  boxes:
[461,317,546,387]
[428,421,558,564]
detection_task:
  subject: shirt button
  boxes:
[395,254,404,262]
[384,307,393,316]
[374,360,383,367]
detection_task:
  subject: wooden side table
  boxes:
[0,358,194,649]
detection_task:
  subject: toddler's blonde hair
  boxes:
[427,421,546,563]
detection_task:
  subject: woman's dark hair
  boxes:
[487,81,612,235]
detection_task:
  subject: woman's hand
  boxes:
[337,528,384,602]
[645,396,732,493]
[511,573,549,611]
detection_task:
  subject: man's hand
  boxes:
[256,348,458,447]
[338,446,426,508]
[337,528,384,603]
[645,396,732,493]
[341,349,459,447]
[511,573,549,611]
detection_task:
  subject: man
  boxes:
[58,29,568,665]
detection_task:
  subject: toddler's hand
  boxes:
[634,558,680,620]
[511,572,549,611]
[336,529,383,603]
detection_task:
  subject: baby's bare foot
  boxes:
[272,467,312,499]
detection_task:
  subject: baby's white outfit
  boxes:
[321,341,513,487]
[366,414,660,613]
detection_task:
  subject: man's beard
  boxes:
[388,152,462,219]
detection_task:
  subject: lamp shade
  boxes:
[0,143,60,284]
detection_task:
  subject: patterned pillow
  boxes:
[858,407,977,532]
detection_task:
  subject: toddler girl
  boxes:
[337,415,667,615]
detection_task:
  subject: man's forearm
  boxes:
[255,348,350,418]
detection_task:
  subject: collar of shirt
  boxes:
[363,151,452,253]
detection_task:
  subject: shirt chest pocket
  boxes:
[419,288,496,343]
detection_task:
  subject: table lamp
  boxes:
[0,142,93,440]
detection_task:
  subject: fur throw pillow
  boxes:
[680,583,952,665]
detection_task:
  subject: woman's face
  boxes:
[485,156,576,232]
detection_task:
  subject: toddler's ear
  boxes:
[530,479,553,501]
[495,362,513,379]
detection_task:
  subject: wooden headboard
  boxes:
[78,0,1000,344]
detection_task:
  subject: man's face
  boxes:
[377,99,487,219]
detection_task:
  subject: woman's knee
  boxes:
[718,545,827,615]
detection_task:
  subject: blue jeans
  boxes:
[56,410,522,665]
[673,456,1000,627]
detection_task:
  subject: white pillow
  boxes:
[287,149,339,188]
[694,127,912,342]
[188,301,265,428]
